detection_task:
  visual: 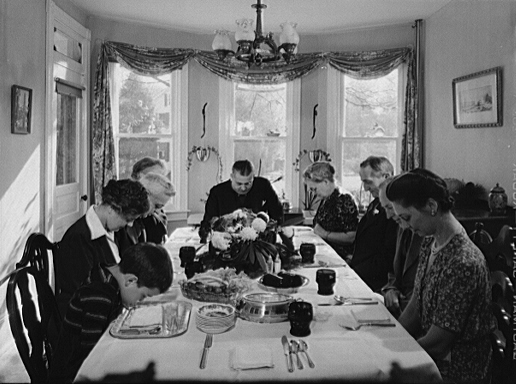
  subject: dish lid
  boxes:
[242,292,293,304]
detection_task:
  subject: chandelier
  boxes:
[211,0,299,68]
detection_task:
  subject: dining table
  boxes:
[75,226,442,382]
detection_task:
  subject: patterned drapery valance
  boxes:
[92,41,419,202]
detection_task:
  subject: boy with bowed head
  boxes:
[386,168,495,383]
[55,179,150,316]
[302,161,358,258]
[49,242,173,383]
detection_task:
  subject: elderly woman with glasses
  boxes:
[302,161,358,259]
[386,168,495,383]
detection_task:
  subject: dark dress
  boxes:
[349,198,398,292]
[199,177,283,241]
[314,188,358,257]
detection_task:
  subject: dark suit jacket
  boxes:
[349,198,398,292]
[199,177,283,241]
[55,215,116,316]
[381,227,423,309]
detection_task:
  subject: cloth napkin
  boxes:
[125,305,163,328]
[351,305,391,324]
[229,345,274,370]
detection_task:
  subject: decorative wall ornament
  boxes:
[187,145,223,183]
[293,149,331,172]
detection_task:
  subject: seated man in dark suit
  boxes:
[199,159,283,242]
[378,177,423,318]
[348,156,398,292]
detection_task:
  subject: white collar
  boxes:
[85,205,110,240]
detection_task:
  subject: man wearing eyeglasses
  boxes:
[199,159,283,243]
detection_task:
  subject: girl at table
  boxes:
[386,169,495,383]
[55,179,150,317]
[302,161,358,259]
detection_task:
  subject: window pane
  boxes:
[234,83,287,137]
[341,140,397,207]
[234,139,286,197]
[118,67,172,135]
[118,138,171,180]
[343,71,399,138]
[56,93,77,186]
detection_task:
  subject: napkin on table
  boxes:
[230,345,274,370]
[351,305,391,324]
[125,305,163,328]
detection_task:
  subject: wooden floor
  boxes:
[0,318,29,383]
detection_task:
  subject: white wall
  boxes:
[425,1,516,207]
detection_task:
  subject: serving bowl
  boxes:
[236,292,294,323]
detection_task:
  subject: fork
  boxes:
[200,333,213,369]
[340,322,396,330]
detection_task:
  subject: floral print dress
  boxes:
[413,229,496,382]
[314,188,358,257]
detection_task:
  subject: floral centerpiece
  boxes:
[199,208,297,278]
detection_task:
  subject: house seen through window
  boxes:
[330,68,403,209]
[110,63,187,211]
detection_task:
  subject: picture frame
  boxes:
[11,85,32,134]
[452,67,503,128]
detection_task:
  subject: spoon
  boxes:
[297,339,315,368]
[290,340,303,370]
[339,322,396,331]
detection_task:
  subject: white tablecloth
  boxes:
[75,226,441,382]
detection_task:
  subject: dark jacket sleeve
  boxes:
[199,184,221,242]
[260,178,284,224]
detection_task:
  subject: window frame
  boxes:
[219,78,301,206]
[326,66,405,200]
[109,63,189,215]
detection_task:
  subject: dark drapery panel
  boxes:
[92,41,421,200]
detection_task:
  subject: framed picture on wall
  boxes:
[452,67,503,128]
[11,85,32,134]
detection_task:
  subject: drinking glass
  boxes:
[288,300,313,337]
[316,268,336,295]
[299,243,316,264]
[179,246,196,267]
[184,261,203,279]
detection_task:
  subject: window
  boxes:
[219,79,300,205]
[327,67,404,208]
[110,63,188,212]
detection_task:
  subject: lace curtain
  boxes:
[92,41,420,202]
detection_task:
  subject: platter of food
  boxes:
[257,272,309,294]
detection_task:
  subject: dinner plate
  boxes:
[197,303,235,319]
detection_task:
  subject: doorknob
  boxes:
[80,195,88,201]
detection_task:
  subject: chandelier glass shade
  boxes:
[211,0,299,68]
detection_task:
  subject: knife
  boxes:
[200,333,213,369]
[281,335,294,372]
[318,300,378,306]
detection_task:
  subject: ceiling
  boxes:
[69,0,452,35]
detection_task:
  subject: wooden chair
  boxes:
[490,302,514,384]
[17,233,59,291]
[7,265,62,383]
[482,225,514,277]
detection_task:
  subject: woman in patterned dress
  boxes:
[303,162,358,259]
[386,168,495,383]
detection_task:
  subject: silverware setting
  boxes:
[281,336,315,371]
[200,333,213,369]
[318,295,377,306]
[339,322,396,331]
